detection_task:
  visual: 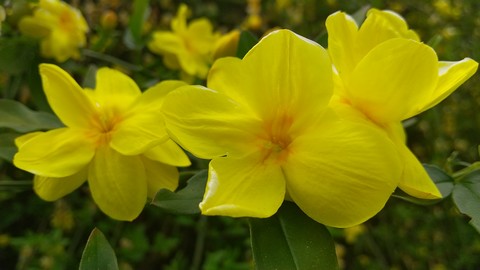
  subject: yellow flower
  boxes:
[14,64,190,221]
[147,4,220,80]
[326,9,478,199]
[162,30,403,228]
[18,0,89,62]
[0,5,5,36]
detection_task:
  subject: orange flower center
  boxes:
[88,105,124,147]
[260,112,293,164]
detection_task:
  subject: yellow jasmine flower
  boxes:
[326,9,478,199]
[14,64,190,221]
[162,30,403,228]
[148,4,221,80]
[18,0,89,62]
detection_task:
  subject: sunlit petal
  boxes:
[34,169,87,201]
[14,128,94,178]
[94,68,141,104]
[148,32,184,55]
[132,80,187,113]
[200,156,285,218]
[88,146,147,221]
[142,157,179,198]
[144,139,191,167]
[348,38,438,123]
[39,64,96,128]
[284,113,401,227]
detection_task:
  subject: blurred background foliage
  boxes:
[1,0,480,269]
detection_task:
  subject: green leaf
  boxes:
[0,37,37,75]
[236,31,259,59]
[123,0,150,49]
[79,228,119,270]
[392,164,453,205]
[151,170,208,214]
[0,132,20,161]
[249,201,339,270]
[0,99,62,132]
[452,169,480,233]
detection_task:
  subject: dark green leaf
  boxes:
[236,31,259,59]
[79,228,119,270]
[0,99,62,132]
[151,170,208,214]
[123,0,150,49]
[313,31,328,48]
[392,164,453,205]
[0,132,20,161]
[0,37,37,75]
[452,170,480,233]
[249,201,339,270]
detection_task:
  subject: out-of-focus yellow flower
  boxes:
[14,64,190,221]
[344,224,366,243]
[434,0,461,19]
[326,9,478,199]
[212,30,240,60]
[148,4,221,80]
[0,6,5,35]
[18,0,89,62]
[100,10,118,30]
[162,30,403,228]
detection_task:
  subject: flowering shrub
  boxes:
[1,1,480,269]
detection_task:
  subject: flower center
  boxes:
[260,112,293,164]
[88,104,124,147]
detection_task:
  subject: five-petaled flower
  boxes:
[326,9,478,199]
[18,0,89,62]
[162,29,404,228]
[14,64,190,221]
[147,4,222,81]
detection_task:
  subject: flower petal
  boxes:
[200,156,285,218]
[162,85,259,159]
[148,32,184,55]
[110,113,168,155]
[88,146,147,221]
[209,29,333,120]
[397,144,442,199]
[39,64,96,128]
[14,128,94,178]
[348,38,438,123]
[142,157,179,198]
[34,169,87,201]
[420,58,478,112]
[284,112,402,228]
[18,17,51,38]
[94,67,141,108]
[326,11,359,82]
[132,80,187,113]
[144,139,191,167]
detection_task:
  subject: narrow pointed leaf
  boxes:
[0,99,62,132]
[151,170,207,214]
[79,228,119,270]
[0,133,20,161]
[452,169,480,233]
[249,201,339,270]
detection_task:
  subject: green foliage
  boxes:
[0,99,62,132]
[79,228,119,270]
[249,201,338,270]
[453,169,480,233]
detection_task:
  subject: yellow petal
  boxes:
[15,132,43,148]
[356,9,420,59]
[39,64,96,128]
[132,80,187,113]
[162,85,259,159]
[18,17,51,38]
[94,68,141,105]
[148,32,184,55]
[225,29,333,119]
[88,146,147,221]
[187,18,217,54]
[397,144,442,199]
[420,58,479,112]
[326,11,359,82]
[171,3,189,33]
[144,139,191,167]
[142,157,179,198]
[200,156,285,218]
[284,112,402,228]
[110,113,168,155]
[34,169,87,201]
[14,128,94,178]
[348,38,438,123]
[213,30,240,60]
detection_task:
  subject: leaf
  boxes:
[123,0,150,49]
[452,169,480,233]
[392,164,454,205]
[249,201,339,270]
[79,228,119,270]
[0,132,20,161]
[0,37,37,75]
[0,99,62,132]
[151,170,208,214]
[236,30,259,59]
